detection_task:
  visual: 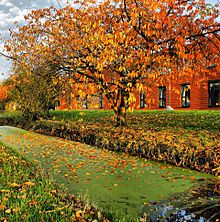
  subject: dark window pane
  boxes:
[55,100,60,107]
[140,93,146,108]
[181,84,190,107]
[158,86,166,108]
[99,93,103,109]
[209,81,220,107]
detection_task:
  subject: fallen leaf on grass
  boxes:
[5,209,11,214]
[75,210,83,218]
[24,181,35,186]
[9,182,21,188]
[28,200,37,205]
[12,207,19,213]
[0,204,6,210]
[0,190,10,193]
[3,197,8,202]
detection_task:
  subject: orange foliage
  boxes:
[0,85,9,101]
[4,0,220,124]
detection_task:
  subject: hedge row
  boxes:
[0,116,219,176]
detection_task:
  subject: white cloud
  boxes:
[9,6,21,15]
[0,0,13,7]
[0,21,9,30]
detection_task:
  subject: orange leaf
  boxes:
[0,204,6,210]
[29,200,37,205]
[76,210,82,218]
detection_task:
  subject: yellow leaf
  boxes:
[20,194,27,199]
[85,172,90,176]
[0,189,10,193]
[9,182,21,188]
[12,207,19,213]
[75,210,82,218]
[5,209,11,214]
[24,181,35,186]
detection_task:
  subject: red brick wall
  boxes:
[57,73,220,111]
[132,72,220,110]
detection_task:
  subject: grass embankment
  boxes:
[50,109,220,132]
[0,142,109,222]
[49,110,220,176]
[0,110,220,176]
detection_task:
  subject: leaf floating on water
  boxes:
[160,166,166,170]
[190,176,196,180]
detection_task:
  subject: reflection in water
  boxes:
[141,179,220,221]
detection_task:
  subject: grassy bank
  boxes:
[50,109,220,132]
[0,110,219,176]
[0,142,109,222]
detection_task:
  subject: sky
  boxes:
[0,0,65,81]
[0,0,219,81]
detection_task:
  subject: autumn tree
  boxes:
[0,81,10,111]
[9,63,65,120]
[3,0,219,125]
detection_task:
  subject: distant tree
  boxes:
[0,80,12,111]
[3,0,219,125]
[10,64,64,120]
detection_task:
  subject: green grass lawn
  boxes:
[2,109,220,133]
[0,142,109,222]
[50,109,220,132]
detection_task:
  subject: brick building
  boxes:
[55,72,220,111]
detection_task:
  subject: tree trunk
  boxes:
[114,90,129,127]
[115,106,127,127]
[106,88,130,127]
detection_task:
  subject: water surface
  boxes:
[0,126,215,218]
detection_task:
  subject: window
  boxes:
[54,100,60,107]
[140,93,146,108]
[158,86,166,108]
[99,93,103,109]
[181,84,190,107]
[209,81,219,107]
